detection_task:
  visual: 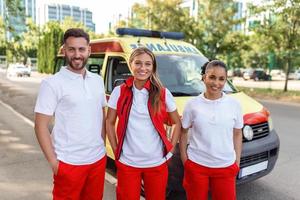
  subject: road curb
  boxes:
[0,100,34,127]
[258,99,300,107]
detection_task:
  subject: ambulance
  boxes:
[55,28,280,194]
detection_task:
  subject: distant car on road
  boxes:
[7,64,31,77]
[296,69,300,80]
[270,69,286,80]
[233,68,244,77]
[288,69,300,80]
[243,68,271,81]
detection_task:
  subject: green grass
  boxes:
[237,86,300,104]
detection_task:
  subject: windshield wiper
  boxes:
[223,90,237,94]
[171,92,200,96]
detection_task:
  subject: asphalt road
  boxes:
[168,100,300,200]
[0,100,118,200]
[0,71,119,199]
[0,71,300,199]
[236,100,300,200]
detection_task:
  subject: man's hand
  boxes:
[50,159,59,175]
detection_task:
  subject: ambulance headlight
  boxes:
[243,125,254,141]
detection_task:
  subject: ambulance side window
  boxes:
[105,56,131,93]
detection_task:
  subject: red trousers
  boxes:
[183,159,239,200]
[53,156,107,200]
[116,160,168,200]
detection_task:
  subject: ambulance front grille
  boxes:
[240,151,268,167]
[243,122,269,142]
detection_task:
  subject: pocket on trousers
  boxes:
[55,161,65,177]
[233,162,240,175]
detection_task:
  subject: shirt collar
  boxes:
[85,69,93,78]
[199,92,227,103]
[132,82,148,95]
[60,67,91,80]
[125,76,151,91]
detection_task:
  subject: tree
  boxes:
[129,0,183,30]
[3,0,26,64]
[127,0,247,63]
[0,18,40,65]
[3,0,25,36]
[60,17,104,39]
[0,17,6,55]
[221,32,251,69]
[126,0,195,41]
[37,22,63,73]
[17,18,40,65]
[251,0,300,91]
[193,0,246,60]
[239,33,270,70]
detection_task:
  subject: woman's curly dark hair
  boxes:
[201,60,227,76]
[201,61,210,76]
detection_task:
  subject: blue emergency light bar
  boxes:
[116,28,184,40]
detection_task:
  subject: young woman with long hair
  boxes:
[106,47,181,200]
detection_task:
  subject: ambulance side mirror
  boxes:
[88,64,101,74]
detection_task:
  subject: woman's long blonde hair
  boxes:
[129,47,163,113]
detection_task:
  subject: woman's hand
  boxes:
[106,108,118,155]
[181,153,188,165]
[180,127,189,165]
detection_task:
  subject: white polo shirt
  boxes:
[34,67,107,165]
[182,93,243,168]
[108,84,176,168]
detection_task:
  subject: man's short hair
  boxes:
[63,28,90,44]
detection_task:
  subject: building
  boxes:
[38,3,95,31]
[234,0,274,33]
[180,0,199,19]
[0,0,36,23]
[233,1,244,31]
[0,0,36,37]
[179,0,271,34]
[25,0,36,22]
[0,0,4,18]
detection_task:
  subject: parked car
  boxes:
[296,69,300,80]
[288,69,300,80]
[233,68,244,77]
[242,68,253,80]
[270,69,286,80]
[7,64,31,77]
[243,68,271,81]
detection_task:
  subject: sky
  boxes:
[38,0,145,34]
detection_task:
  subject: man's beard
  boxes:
[66,57,88,71]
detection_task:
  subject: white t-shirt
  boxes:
[34,67,107,165]
[108,84,176,168]
[182,93,243,168]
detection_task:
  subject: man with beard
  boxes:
[34,28,107,200]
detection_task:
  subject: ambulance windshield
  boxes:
[156,54,237,96]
